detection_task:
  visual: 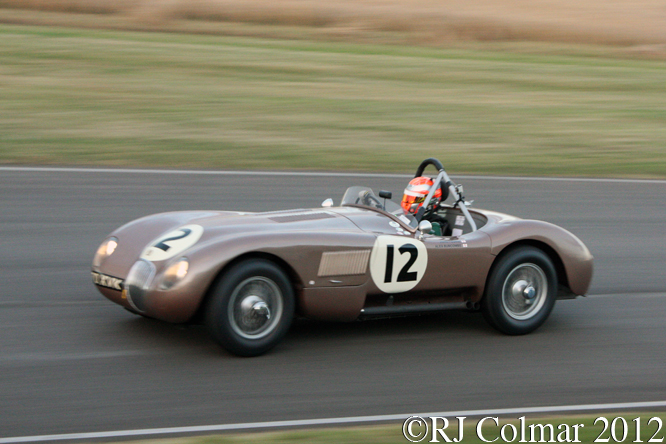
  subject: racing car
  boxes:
[92,158,593,356]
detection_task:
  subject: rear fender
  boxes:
[484,220,593,296]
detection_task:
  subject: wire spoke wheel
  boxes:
[206,259,294,356]
[229,277,283,340]
[482,246,557,335]
[501,263,548,320]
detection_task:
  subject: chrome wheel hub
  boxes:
[511,280,537,305]
[502,263,547,320]
[228,277,283,339]
[240,295,271,324]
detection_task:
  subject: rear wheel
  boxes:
[482,246,557,335]
[205,259,294,356]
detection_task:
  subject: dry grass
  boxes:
[1,24,665,177]
[1,0,666,49]
[0,0,129,14]
[1,2,664,176]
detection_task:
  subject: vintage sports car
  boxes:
[92,158,593,356]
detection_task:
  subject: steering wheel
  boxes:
[414,158,450,202]
[355,190,383,209]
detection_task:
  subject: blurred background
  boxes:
[0,0,665,176]
[1,2,666,443]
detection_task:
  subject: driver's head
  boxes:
[401,176,441,214]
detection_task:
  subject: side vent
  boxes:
[318,250,371,277]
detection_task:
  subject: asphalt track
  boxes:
[1,167,665,440]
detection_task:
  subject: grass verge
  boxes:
[1,23,665,177]
[98,413,666,443]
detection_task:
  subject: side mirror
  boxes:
[321,198,333,208]
[378,190,392,199]
[418,220,432,233]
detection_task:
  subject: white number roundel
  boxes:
[369,235,428,293]
[140,224,203,262]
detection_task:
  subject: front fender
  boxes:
[175,230,377,322]
[96,211,235,280]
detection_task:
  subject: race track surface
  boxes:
[1,168,665,439]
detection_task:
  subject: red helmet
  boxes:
[401,176,442,214]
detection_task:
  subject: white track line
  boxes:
[0,166,408,178]
[1,166,666,184]
[3,400,666,443]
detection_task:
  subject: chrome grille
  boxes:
[125,260,156,312]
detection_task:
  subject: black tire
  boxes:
[205,259,295,357]
[482,246,557,335]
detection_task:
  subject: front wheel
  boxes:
[482,246,557,335]
[205,259,295,356]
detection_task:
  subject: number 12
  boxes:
[384,244,419,283]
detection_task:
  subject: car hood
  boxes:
[129,208,358,234]
[101,208,362,268]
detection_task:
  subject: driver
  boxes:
[401,176,451,236]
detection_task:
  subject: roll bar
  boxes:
[414,158,477,232]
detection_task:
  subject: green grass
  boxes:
[1,24,665,177]
[103,413,666,444]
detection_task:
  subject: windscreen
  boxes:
[340,186,417,228]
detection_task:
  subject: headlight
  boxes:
[93,237,118,267]
[159,257,189,291]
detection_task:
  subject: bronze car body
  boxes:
[92,159,593,356]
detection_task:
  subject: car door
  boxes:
[418,228,493,300]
